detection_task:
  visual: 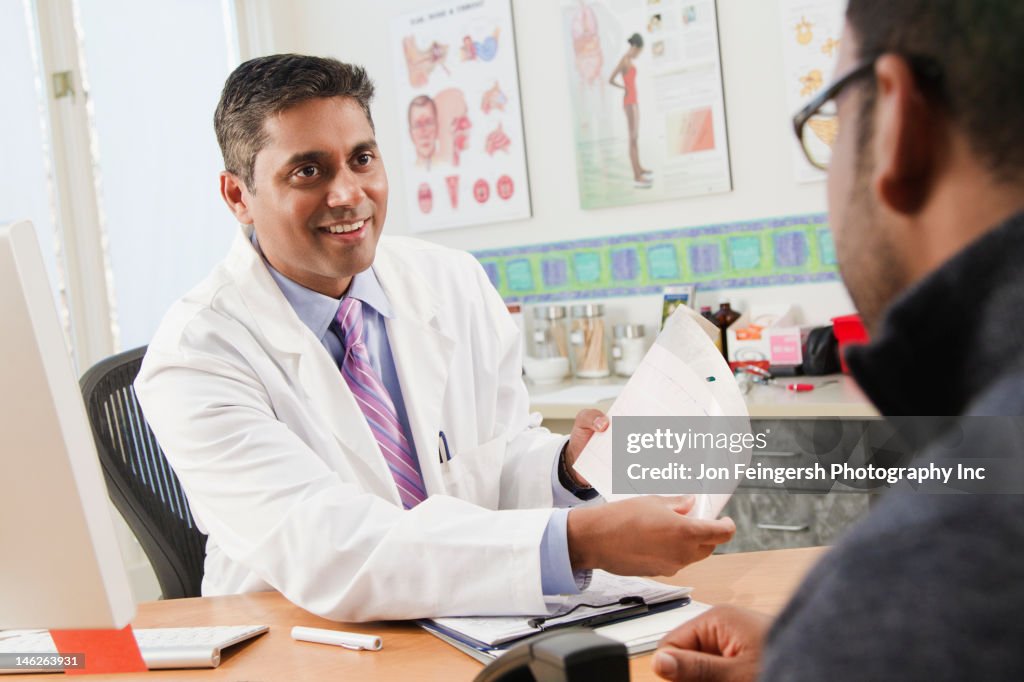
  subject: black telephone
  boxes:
[473,629,629,682]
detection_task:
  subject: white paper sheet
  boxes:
[594,600,712,654]
[572,307,750,518]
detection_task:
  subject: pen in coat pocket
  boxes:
[438,430,452,463]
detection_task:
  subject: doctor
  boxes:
[136,54,734,622]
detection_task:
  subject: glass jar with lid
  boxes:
[570,303,610,378]
[525,305,571,384]
[612,324,646,377]
[531,305,569,359]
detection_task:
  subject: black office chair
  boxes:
[80,346,206,599]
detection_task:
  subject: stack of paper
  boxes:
[594,600,711,654]
[420,571,703,663]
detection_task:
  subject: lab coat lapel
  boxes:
[373,248,455,496]
[226,227,399,503]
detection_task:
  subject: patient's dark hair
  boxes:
[846,0,1024,181]
[214,54,375,190]
[628,33,643,48]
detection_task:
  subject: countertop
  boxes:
[527,373,878,419]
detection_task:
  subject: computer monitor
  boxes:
[0,220,135,629]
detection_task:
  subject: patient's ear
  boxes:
[870,54,940,216]
[220,171,253,225]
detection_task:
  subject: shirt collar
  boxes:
[250,232,394,342]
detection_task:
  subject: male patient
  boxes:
[135,55,734,621]
[653,1,1024,679]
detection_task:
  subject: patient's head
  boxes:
[825,0,1024,330]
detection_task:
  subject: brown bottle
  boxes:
[700,306,723,352]
[712,302,741,361]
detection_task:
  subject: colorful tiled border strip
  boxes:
[472,213,839,303]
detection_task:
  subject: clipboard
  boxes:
[420,570,692,650]
[419,597,694,663]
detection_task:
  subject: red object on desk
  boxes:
[786,383,816,392]
[49,625,147,675]
[831,314,870,374]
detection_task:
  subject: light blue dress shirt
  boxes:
[253,236,585,595]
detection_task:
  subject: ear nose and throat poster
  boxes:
[392,0,533,233]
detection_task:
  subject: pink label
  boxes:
[770,333,802,364]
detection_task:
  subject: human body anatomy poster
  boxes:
[392,0,531,233]
[779,0,846,183]
[561,0,731,210]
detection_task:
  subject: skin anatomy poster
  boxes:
[392,0,532,233]
[562,0,732,210]
[779,0,846,183]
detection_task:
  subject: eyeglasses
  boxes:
[792,54,944,172]
[792,60,875,171]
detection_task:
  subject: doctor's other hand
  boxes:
[561,408,609,487]
[566,495,735,576]
[652,605,770,682]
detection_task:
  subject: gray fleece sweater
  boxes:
[762,212,1024,680]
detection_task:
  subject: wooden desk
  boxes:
[16,547,824,681]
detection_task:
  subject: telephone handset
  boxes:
[473,629,629,682]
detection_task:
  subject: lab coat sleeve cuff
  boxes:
[539,508,584,596]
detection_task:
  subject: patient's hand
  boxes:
[652,605,770,681]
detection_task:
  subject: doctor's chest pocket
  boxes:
[439,435,505,509]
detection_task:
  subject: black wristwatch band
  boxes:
[558,443,599,501]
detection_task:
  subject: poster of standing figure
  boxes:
[392,0,532,233]
[562,0,732,209]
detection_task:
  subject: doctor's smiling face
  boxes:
[226,97,386,298]
[216,56,386,299]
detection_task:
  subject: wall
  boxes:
[263,0,855,331]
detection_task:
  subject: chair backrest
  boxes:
[80,346,206,599]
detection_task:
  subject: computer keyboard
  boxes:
[0,624,269,672]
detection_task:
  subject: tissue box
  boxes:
[726,305,802,370]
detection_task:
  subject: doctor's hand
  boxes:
[561,408,609,487]
[651,605,770,682]
[566,495,735,576]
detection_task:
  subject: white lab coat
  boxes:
[135,226,568,621]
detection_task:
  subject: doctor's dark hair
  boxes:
[214,54,376,191]
[846,0,1024,182]
[627,33,643,48]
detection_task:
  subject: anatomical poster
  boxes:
[392,0,532,233]
[779,0,846,183]
[561,0,731,210]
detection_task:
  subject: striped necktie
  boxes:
[336,297,427,509]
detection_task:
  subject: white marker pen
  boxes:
[291,626,383,651]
